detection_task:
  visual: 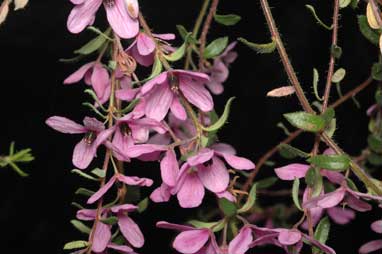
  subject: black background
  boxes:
[0,0,380,253]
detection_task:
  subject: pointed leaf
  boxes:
[137,197,149,213]
[75,188,95,197]
[91,168,106,178]
[313,217,331,254]
[238,37,276,54]
[71,169,99,181]
[74,34,107,55]
[284,112,326,132]
[63,240,89,250]
[256,177,278,189]
[358,15,380,45]
[293,178,303,211]
[313,68,323,101]
[202,97,235,132]
[238,184,257,213]
[204,37,229,59]
[218,198,237,217]
[279,144,310,159]
[214,14,241,26]
[188,220,225,232]
[307,154,350,171]
[71,220,91,234]
[305,5,333,30]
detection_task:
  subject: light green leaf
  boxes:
[279,144,310,159]
[307,154,351,171]
[292,178,303,211]
[358,15,380,45]
[148,55,163,80]
[71,220,91,234]
[176,25,198,44]
[63,240,89,250]
[339,0,351,8]
[313,68,323,101]
[238,184,257,213]
[188,220,225,232]
[284,112,326,132]
[331,68,346,83]
[256,177,278,189]
[372,62,382,81]
[204,37,229,59]
[137,197,149,213]
[87,26,113,41]
[75,188,95,197]
[164,42,186,62]
[74,34,107,55]
[91,168,106,178]
[305,5,333,30]
[218,198,237,217]
[214,14,241,26]
[202,97,235,132]
[313,217,331,254]
[238,37,276,54]
[71,169,98,181]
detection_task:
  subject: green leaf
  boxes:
[372,62,382,81]
[351,0,359,9]
[71,169,98,181]
[101,216,118,225]
[324,118,337,138]
[188,220,225,232]
[358,15,380,45]
[305,5,333,30]
[368,152,382,166]
[202,97,235,132]
[277,122,291,135]
[204,37,229,59]
[59,54,85,63]
[331,68,346,83]
[238,37,276,54]
[284,112,326,132]
[71,220,91,234]
[137,197,149,213]
[321,108,335,125]
[148,55,163,80]
[218,198,237,217]
[214,14,241,26]
[91,168,106,178]
[307,154,350,171]
[279,144,310,159]
[339,0,351,8]
[63,240,89,250]
[313,217,331,254]
[87,26,113,41]
[74,34,107,55]
[313,68,323,101]
[331,45,342,59]
[256,177,278,189]
[305,167,316,187]
[292,178,303,211]
[120,98,140,114]
[176,25,198,44]
[75,188,95,197]
[368,134,382,153]
[238,184,257,213]
[164,42,186,62]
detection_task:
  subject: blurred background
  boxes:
[0,0,379,253]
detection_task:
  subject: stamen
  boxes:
[168,74,180,93]
[119,123,131,137]
[83,131,97,145]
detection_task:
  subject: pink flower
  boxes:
[359,220,382,254]
[45,116,114,169]
[140,70,212,121]
[127,32,175,67]
[64,61,110,102]
[249,225,336,254]
[205,42,238,95]
[67,0,139,39]
[87,173,153,204]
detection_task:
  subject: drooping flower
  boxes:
[140,70,212,121]
[46,116,114,169]
[359,220,382,254]
[127,32,175,67]
[64,61,110,102]
[204,42,238,95]
[67,0,139,39]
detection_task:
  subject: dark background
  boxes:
[0,0,380,253]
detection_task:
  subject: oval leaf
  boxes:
[214,14,241,26]
[238,37,276,54]
[331,68,346,83]
[218,198,237,217]
[307,154,350,171]
[284,112,326,132]
[204,37,229,59]
[63,240,89,250]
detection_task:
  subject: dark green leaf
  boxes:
[331,45,342,59]
[202,97,235,132]
[305,167,316,187]
[238,37,276,54]
[358,15,380,45]
[307,154,350,171]
[71,220,91,234]
[101,216,118,225]
[284,112,326,132]
[368,134,382,153]
[321,108,335,125]
[214,14,241,26]
[176,25,197,44]
[137,197,149,213]
[218,198,237,217]
[75,188,95,197]
[256,177,278,189]
[313,217,331,254]
[238,184,257,213]
[292,178,303,211]
[368,152,382,166]
[279,144,310,159]
[71,169,98,181]
[204,37,229,59]
[63,240,88,250]
[372,62,382,81]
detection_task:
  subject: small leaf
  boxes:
[238,37,276,54]
[305,167,316,187]
[279,144,310,159]
[63,240,89,250]
[372,62,382,81]
[148,55,163,80]
[101,216,118,225]
[368,134,382,153]
[164,41,186,62]
[218,198,237,217]
[292,178,303,211]
[284,112,326,132]
[331,68,346,83]
[351,0,359,9]
[307,154,350,171]
[313,68,323,101]
[74,34,108,55]
[277,122,291,135]
[202,97,235,132]
[188,220,225,232]
[214,14,241,26]
[305,5,333,30]
[313,217,331,254]
[87,26,113,41]
[267,86,295,97]
[331,45,342,59]
[71,169,99,181]
[368,152,382,166]
[91,168,106,178]
[71,220,91,234]
[358,15,380,45]
[238,184,257,213]
[75,188,95,197]
[339,0,351,8]
[321,108,335,125]
[256,177,278,189]
[204,37,229,59]
[137,197,149,213]
[176,25,198,44]
[59,55,85,63]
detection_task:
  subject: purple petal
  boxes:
[274,163,309,181]
[145,83,174,121]
[173,229,210,254]
[112,130,134,159]
[216,190,237,202]
[228,226,253,254]
[46,116,86,134]
[126,144,167,158]
[211,143,236,155]
[118,215,144,248]
[303,188,346,209]
[94,127,115,147]
[83,117,105,132]
[303,235,336,254]
[92,222,111,253]
[187,148,214,166]
[76,209,97,221]
[137,33,156,56]
[150,184,171,203]
[72,140,97,170]
[111,204,138,213]
[104,0,139,39]
[206,80,224,95]
[197,157,229,193]
[153,33,176,40]
[64,62,94,84]
[67,0,101,34]
[156,221,195,231]
[116,87,139,101]
[141,72,168,95]
[177,173,205,208]
[371,220,382,234]
[130,125,149,143]
[179,77,213,112]
[170,97,187,120]
[278,229,301,245]
[91,63,110,99]
[220,153,255,171]
[175,70,210,83]
[160,149,179,187]
[327,207,355,225]
[87,176,117,204]
[116,174,153,187]
[321,170,345,184]
[359,240,382,254]
[345,193,372,212]
[107,243,134,253]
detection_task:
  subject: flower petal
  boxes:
[278,229,301,245]
[228,226,253,254]
[150,183,171,203]
[72,140,97,169]
[126,144,167,158]
[76,209,97,221]
[359,240,382,254]
[83,117,105,132]
[67,0,101,34]
[220,153,255,170]
[173,229,210,254]
[111,204,138,213]
[91,63,110,99]
[92,222,111,253]
[137,32,156,56]
[118,215,144,248]
[197,157,229,193]
[187,148,214,166]
[46,116,86,134]
[371,220,382,234]
[303,188,346,209]
[170,97,187,121]
[116,174,153,187]
[107,243,134,253]
[145,83,174,121]
[177,173,205,208]
[160,149,179,187]
[64,62,95,84]
[87,176,117,204]
[326,207,355,225]
[180,77,213,112]
[303,235,336,254]
[345,193,372,212]
[274,163,310,181]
